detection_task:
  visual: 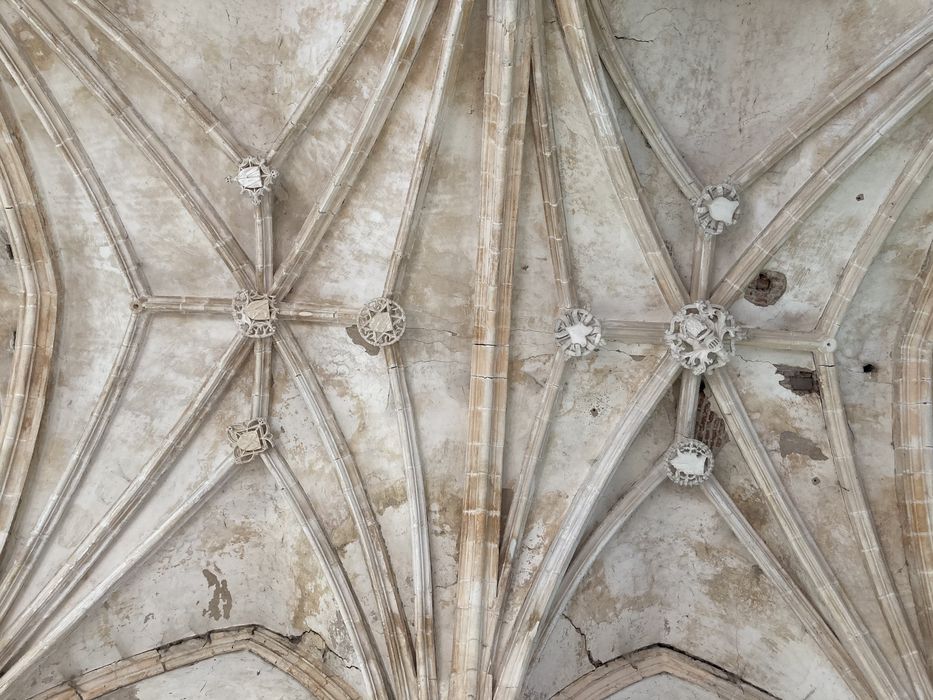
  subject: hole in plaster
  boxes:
[521,264,529,271]
[3,244,11,261]
[590,407,599,417]
[855,193,864,201]
[743,270,787,307]
[862,363,875,374]
[812,476,821,485]
[774,365,820,396]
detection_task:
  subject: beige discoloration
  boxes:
[0,1,929,699]
[777,431,828,461]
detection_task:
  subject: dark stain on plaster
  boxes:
[778,431,828,461]
[346,325,380,355]
[774,365,820,396]
[201,568,233,620]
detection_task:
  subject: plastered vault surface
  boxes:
[0,0,928,698]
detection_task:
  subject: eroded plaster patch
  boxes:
[778,431,828,461]
[201,568,233,621]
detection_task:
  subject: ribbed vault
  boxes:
[0,1,928,699]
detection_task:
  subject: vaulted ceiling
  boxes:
[0,0,930,698]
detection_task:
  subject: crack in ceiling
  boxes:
[0,0,928,699]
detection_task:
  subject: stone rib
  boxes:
[251,337,272,419]
[556,0,688,313]
[599,319,667,344]
[712,64,933,309]
[495,355,680,697]
[0,312,149,630]
[689,233,715,301]
[448,2,531,695]
[706,370,909,699]
[675,372,701,438]
[529,458,667,666]
[702,477,873,700]
[0,334,251,670]
[488,349,567,674]
[529,0,576,310]
[256,196,273,291]
[277,302,359,325]
[894,247,933,662]
[266,0,387,166]
[29,624,360,700]
[554,644,780,700]
[0,16,149,298]
[13,0,255,290]
[818,127,933,337]
[68,0,246,163]
[137,295,231,314]
[599,321,833,353]
[0,90,58,569]
[0,455,239,698]
[275,325,417,699]
[383,0,475,298]
[730,15,933,188]
[136,296,358,324]
[271,0,438,300]
[818,351,933,697]
[587,0,701,201]
[384,343,438,700]
[261,446,391,700]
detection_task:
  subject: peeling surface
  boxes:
[778,431,828,461]
[0,1,928,699]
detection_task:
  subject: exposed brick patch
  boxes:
[744,270,787,307]
[696,385,729,452]
[775,365,820,396]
